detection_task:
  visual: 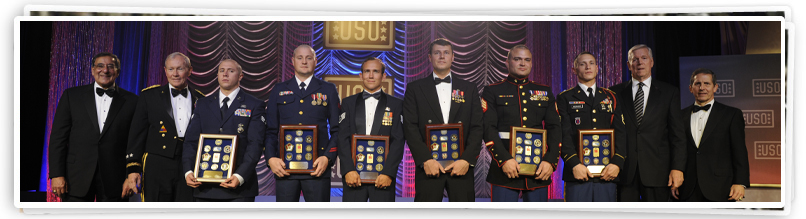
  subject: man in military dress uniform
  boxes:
[182,59,266,202]
[481,45,561,202]
[265,44,341,202]
[403,38,483,202]
[557,52,627,202]
[122,52,204,201]
[338,57,404,202]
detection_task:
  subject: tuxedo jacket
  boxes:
[126,85,205,174]
[264,77,341,180]
[609,79,686,187]
[402,75,483,168]
[181,89,266,199]
[680,101,750,201]
[337,91,405,180]
[557,85,627,183]
[48,84,138,198]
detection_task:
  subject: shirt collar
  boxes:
[168,84,188,98]
[219,87,240,102]
[578,83,596,93]
[94,82,116,91]
[695,99,715,107]
[295,75,314,87]
[506,74,529,85]
[632,76,652,88]
[433,72,452,81]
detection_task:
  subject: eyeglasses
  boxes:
[93,64,117,69]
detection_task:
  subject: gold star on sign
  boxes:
[334,25,339,31]
[382,21,387,25]
[381,27,387,33]
[380,35,387,41]
[333,34,339,40]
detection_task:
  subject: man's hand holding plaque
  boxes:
[446,159,470,176]
[502,159,519,178]
[423,159,445,177]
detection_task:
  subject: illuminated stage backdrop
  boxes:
[44,21,632,201]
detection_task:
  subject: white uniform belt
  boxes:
[498,132,510,139]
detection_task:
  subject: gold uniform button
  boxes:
[523,108,527,112]
[284,101,286,104]
[162,145,166,149]
[300,99,304,103]
[523,100,527,104]
[494,154,498,157]
[320,148,324,150]
[539,103,541,106]
[593,110,596,113]
[159,121,163,125]
[161,133,165,137]
[491,148,494,151]
[593,127,597,129]
[593,118,597,122]
[523,116,527,121]
[499,160,503,163]
[522,125,526,127]
[299,111,303,115]
[505,102,508,105]
[522,92,525,96]
[174,136,177,139]
[519,86,523,89]
[576,109,579,112]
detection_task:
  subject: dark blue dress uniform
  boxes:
[557,85,627,202]
[126,85,204,202]
[337,91,404,202]
[181,89,266,201]
[264,77,341,202]
[481,75,561,201]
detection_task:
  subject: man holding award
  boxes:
[609,44,686,202]
[481,45,561,202]
[182,59,266,202]
[557,52,627,202]
[403,38,483,202]
[337,57,404,202]
[264,44,341,202]
[676,68,749,202]
[123,52,204,201]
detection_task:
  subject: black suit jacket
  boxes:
[49,84,138,198]
[182,89,266,199]
[680,101,750,201]
[126,85,205,174]
[337,91,405,180]
[402,75,483,167]
[609,79,686,187]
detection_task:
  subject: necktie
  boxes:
[634,82,645,125]
[434,75,451,85]
[587,87,594,102]
[96,87,116,97]
[171,88,188,97]
[692,104,712,113]
[300,82,307,92]
[363,91,381,100]
[221,97,230,118]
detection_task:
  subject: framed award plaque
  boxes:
[351,134,390,184]
[509,127,547,176]
[193,134,238,183]
[279,125,318,174]
[577,129,614,177]
[425,123,464,170]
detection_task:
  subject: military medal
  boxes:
[516,146,523,154]
[222,154,230,162]
[583,139,590,146]
[536,139,542,147]
[377,146,384,154]
[357,154,365,162]
[516,137,523,144]
[450,134,458,142]
[525,146,532,156]
[441,142,448,152]
[294,137,303,142]
[202,153,211,161]
[525,156,531,163]
[285,153,292,161]
[603,140,610,147]
[441,153,447,159]
[592,135,600,141]
[451,151,458,159]
[431,135,437,142]
[441,130,448,135]
[201,162,209,170]
[431,143,438,151]
[584,157,590,165]
[377,156,383,163]
[296,130,304,136]
[376,164,383,172]
[525,140,532,145]
[237,123,244,133]
[296,154,302,161]
[357,163,364,171]
[306,136,312,143]
[213,153,220,163]
[451,143,458,150]
[213,147,222,152]
[322,94,328,106]
[584,148,591,156]
[285,143,293,151]
[204,145,211,152]
[305,153,312,160]
[432,152,438,159]
[515,155,522,163]
[525,133,532,139]
[592,141,600,147]
[603,149,610,156]
[534,156,541,164]
[367,154,374,164]
[211,163,218,170]
[439,136,448,141]
[593,158,599,164]
[603,157,609,165]
[368,141,375,146]
[535,148,541,155]
[367,146,375,153]
[305,145,312,151]
[366,164,373,171]
[223,146,231,153]
[285,135,292,141]
[296,144,303,153]
[311,94,317,105]
[593,148,600,157]
[215,139,223,146]
[357,145,364,152]
[221,163,229,171]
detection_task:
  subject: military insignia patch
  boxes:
[159,125,167,133]
[481,98,488,113]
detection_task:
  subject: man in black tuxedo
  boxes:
[122,52,204,201]
[338,57,404,202]
[402,38,483,202]
[676,68,749,202]
[182,59,266,202]
[49,52,138,202]
[608,44,686,202]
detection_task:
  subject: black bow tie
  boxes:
[96,87,116,97]
[363,91,381,100]
[171,88,188,98]
[692,104,712,113]
[434,75,451,85]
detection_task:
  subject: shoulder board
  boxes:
[558,88,574,95]
[529,81,550,87]
[194,89,205,96]
[141,85,160,92]
[602,87,617,96]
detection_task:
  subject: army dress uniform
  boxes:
[481,75,561,202]
[557,84,627,202]
[126,85,204,202]
[264,76,341,202]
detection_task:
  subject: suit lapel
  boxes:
[684,105,696,146]
[571,86,589,106]
[370,93,387,135]
[422,81,445,124]
[100,87,126,137]
[84,85,101,135]
[447,83,460,123]
[209,92,223,123]
[161,86,175,121]
[285,79,303,99]
[620,82,637,127]
[355,95,367,135]
[699,102,722,145]
[643,83,661,123]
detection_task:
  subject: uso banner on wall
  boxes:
[679,54,782,186]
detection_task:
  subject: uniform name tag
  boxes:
[571,104,584,109]
[234,109,252,117]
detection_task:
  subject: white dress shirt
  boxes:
[631,77,652,113]
[295,75,313,90]
[169,84,193,138]
[93,82,114,132]
[364,90,381,135]
[434,72,452,123]
[578,83,596,99]
[690,99,714,148]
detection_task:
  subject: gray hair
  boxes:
[627,44,653,64]
[165,52,192,69]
